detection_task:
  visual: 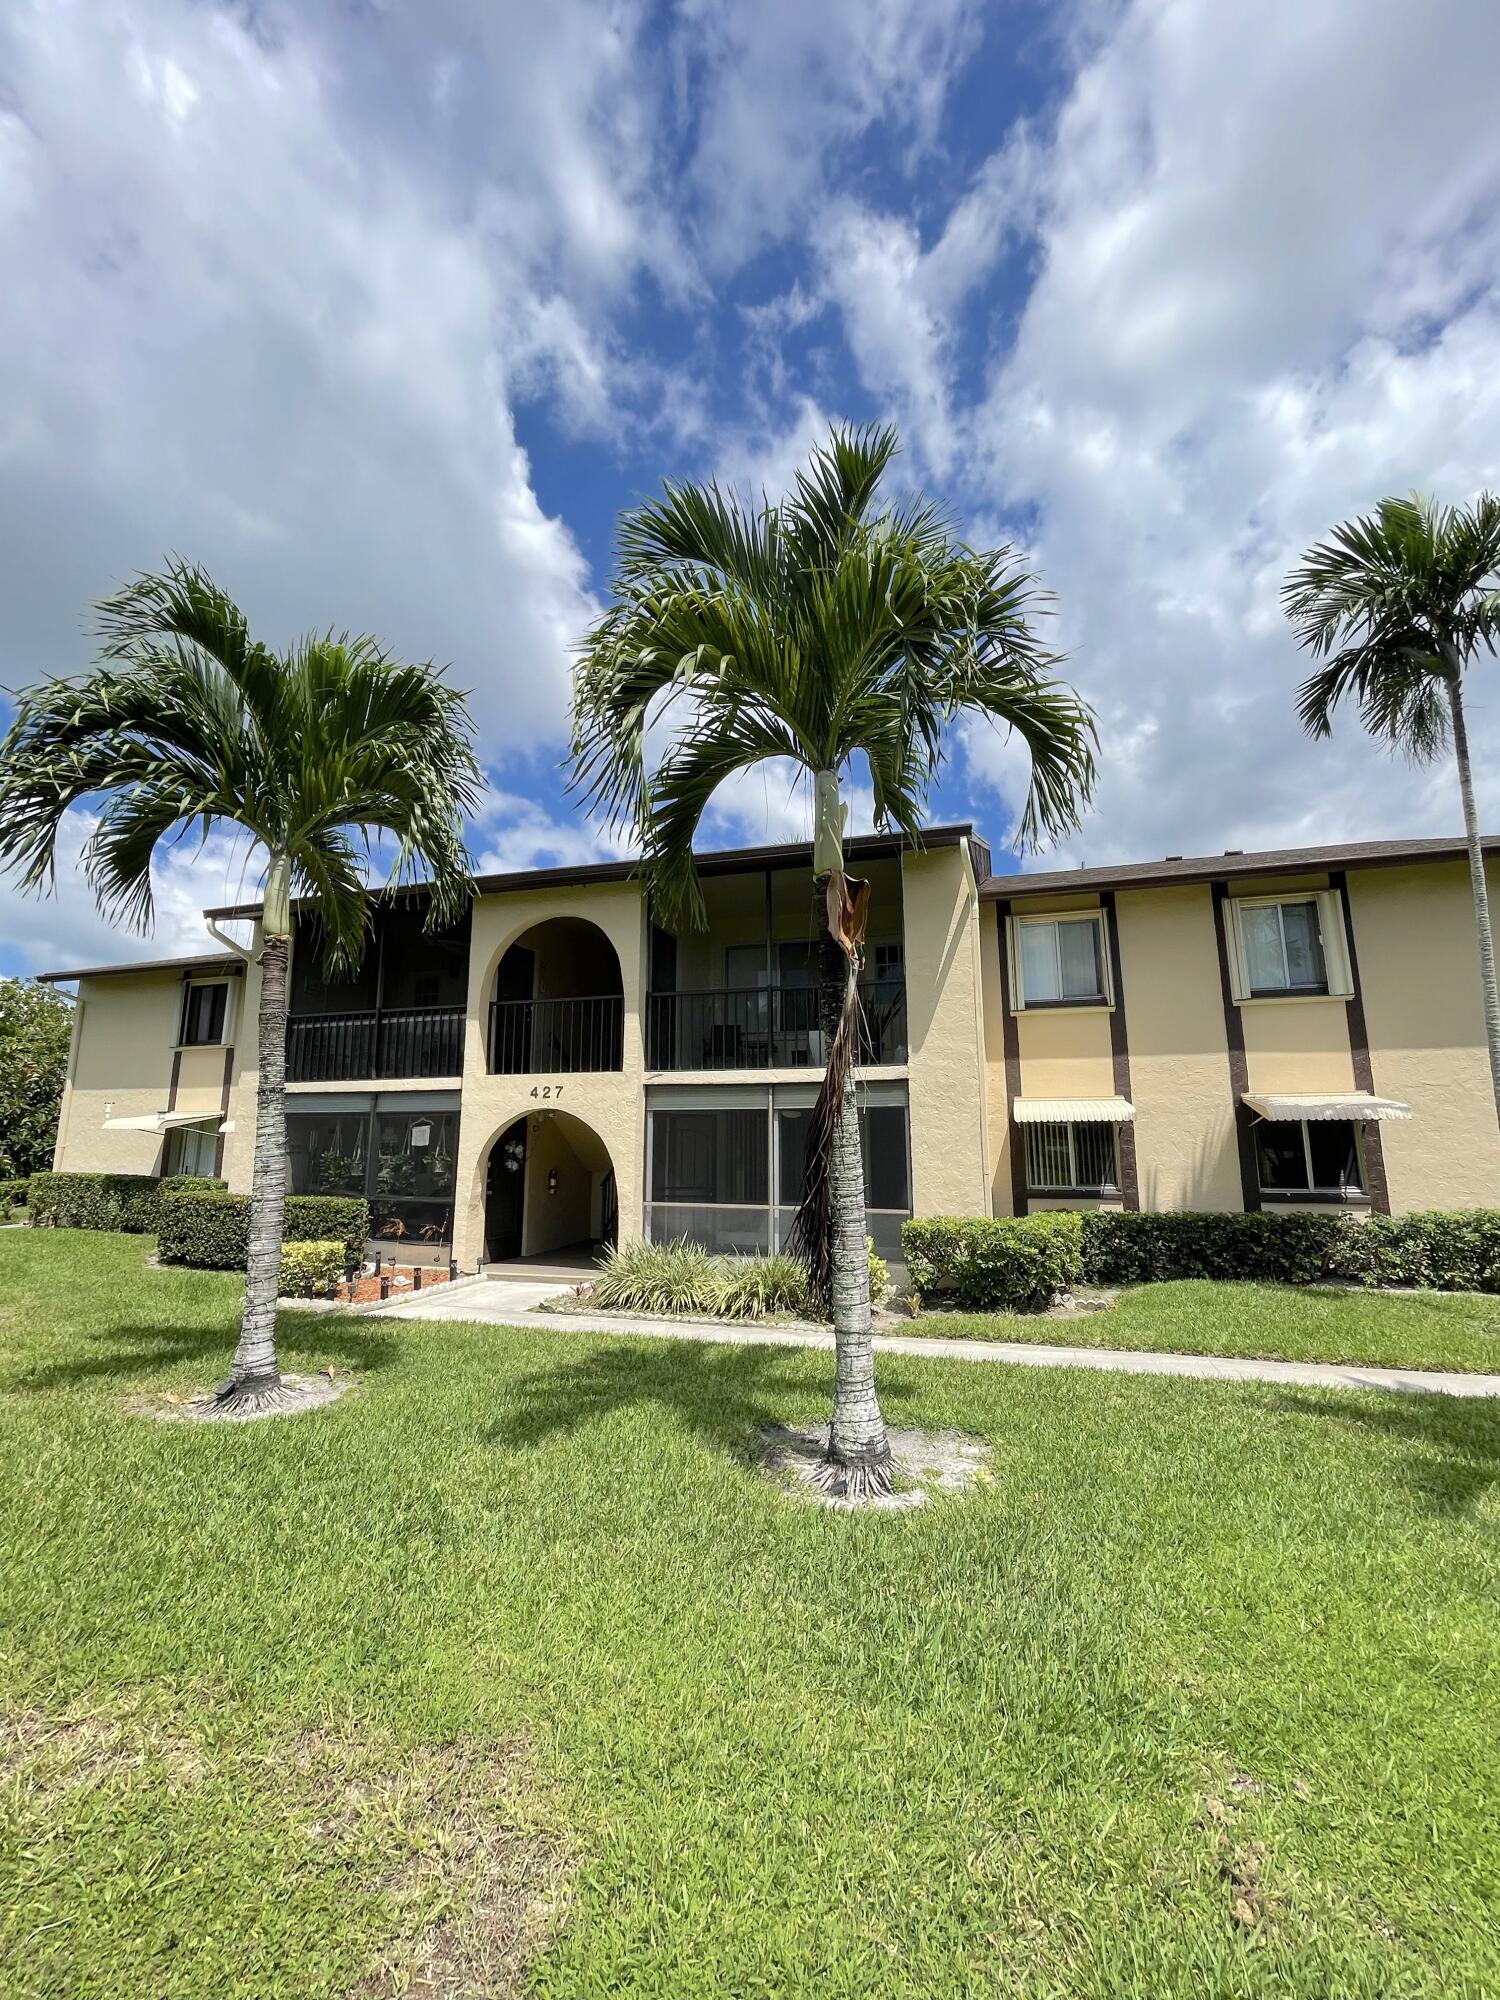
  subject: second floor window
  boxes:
[1240,899,1327,995]
[1013,913,1108,1008]
[182,982,228,1046]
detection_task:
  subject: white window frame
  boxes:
[1007,910,1113,1011]
[1024,1120,1120,1194]
[178,976,236,1049]
[1225,891,1352,1003]
[164,1119,219,1178]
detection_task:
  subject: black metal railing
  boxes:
[286,1005,465,1083]
[488,994,624,1074]
[645,979,907,1071]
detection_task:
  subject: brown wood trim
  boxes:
[993,900,1028,1216]
[1211,881,1260,1212]
[166,974,189,1111]
[1100,892,1140,1210]
[1331,869,1391,1215]
[213,1047,235,1178]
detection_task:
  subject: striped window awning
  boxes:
[1242,1091,1412,1123]
[1012,1096,1135,1123]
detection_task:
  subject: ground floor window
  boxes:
[645,1085,912,1259]
[1253,1117,1364,1197]
[1024,1121,1119,1195]
[164,1120,219,1179]
[286,1093,460,1247]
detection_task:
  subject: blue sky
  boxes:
[2,0,1499,976]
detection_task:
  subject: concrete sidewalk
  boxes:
[369,1275,1500,1400]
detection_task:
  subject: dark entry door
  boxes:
[485,1117,527,1261]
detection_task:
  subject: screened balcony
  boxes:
[285,901,470,1083]
[646,852,906,1073]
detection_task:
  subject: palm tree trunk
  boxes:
[813,910,891,1495]
[1445,668,1500,1131]
[220,878,292,1409]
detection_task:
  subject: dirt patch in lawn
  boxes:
[4,1701,571,1997]
[756,1423,993,1511]
[127,1372,354,1423]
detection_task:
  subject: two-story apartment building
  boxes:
[40,826,1500,1269]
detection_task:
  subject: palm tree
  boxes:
[0,562,482,1411]
[572,425,1096,1497]
[1284,493,1500,1130]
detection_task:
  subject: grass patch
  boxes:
[2,1231,1499,1996]
[909,1278,1500,1373]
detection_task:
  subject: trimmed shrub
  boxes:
[1079,1209,1351,1288]
[278,1239,347,1298]
[24,1170,225,1232]
[0,1177,28,1213]
[158,1174,227,1202]
[27,1170,161,1232]
[1327,1209,1500,1293]
[158,1191,369,1270]
[902,1213,1082,1313]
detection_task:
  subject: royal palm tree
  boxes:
[1284,493,1500,1131]
[572,425,1096,1496]
[0,562,482,1411]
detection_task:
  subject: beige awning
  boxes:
[102,1110,219,1134]
[1012,1096,1135,1123]
[1243,1091,1412,1123]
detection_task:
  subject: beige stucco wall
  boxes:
[903,844,988,1219]
[1114,885,1242,1212]
[1350,861,1500,1211]
[55,972,183,1176]
[453,880,646,1269]
[1239,997,1354,1094]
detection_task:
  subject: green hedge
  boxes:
[902,1214,1082,1313]
[1079,1210,1349,1288]
[157,1190,369,1270]
[278,1240,347,1298]
[1328,1210,1500,1293]
[25,1170,223,1232]
[0,1177,28,1213]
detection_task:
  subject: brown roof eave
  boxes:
[35,952,243,985]
[980,834,1500,901]
[203,823,975,921]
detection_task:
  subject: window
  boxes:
[645,1090,914,1261]
[164,1121,218,1178]
[181,981,229,1046]
[1241,899,1326,994]
[285,1097,461,1247]
[1011,914,1108,1008]
[1254,1119,1364,1197]
[1227,893,1351,1001]
[1024,1121,1118,1193]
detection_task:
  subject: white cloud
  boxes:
[681,0,981,263]
[0,0,652,761]
[0,811,260,974]
[817,0,1500,862]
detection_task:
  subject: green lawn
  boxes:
[913,1278,1500,1374]
[2,1231,1498,1998]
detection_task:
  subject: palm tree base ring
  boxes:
[812,1445,895,1502]
[128,1374,351,1425]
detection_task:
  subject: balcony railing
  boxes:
[488,994,624,1074]
[286,1005,465,1083]
[646,979,907,1072]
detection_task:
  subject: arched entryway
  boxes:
[482,1107,618,1269]
[490,918,624,1074]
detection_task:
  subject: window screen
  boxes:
[182,983,228,1045]
[1254,1118,1363,1193]
[1025,1121,1118,1192]
[1016,918,1106,1005]
[1242,900,1328,995]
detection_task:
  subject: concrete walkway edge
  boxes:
[369,1278,1500,1400]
